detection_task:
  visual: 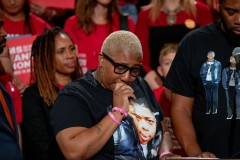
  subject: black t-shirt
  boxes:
[51,70,164,160]
[164,20,240,158]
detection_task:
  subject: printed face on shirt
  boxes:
[230,56,236,65]
[207,53,214,61]
[1,0,25,16]
[100,52,142,91]
[157,52,176,78]
[219,0,240,45]
[54,33,77,77]
[129,103,157,145]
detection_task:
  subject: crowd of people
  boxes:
[1,0,240,159]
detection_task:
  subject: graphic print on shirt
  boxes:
[200,51,222,115]
[110,97,162,159]
[222,47,240,119]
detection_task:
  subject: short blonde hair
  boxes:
[159,43,178,65]
[101,31,143,59]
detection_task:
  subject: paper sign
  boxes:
[7,35,37,85]
[29,0,75,9]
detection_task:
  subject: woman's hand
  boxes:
[112,83,136,112]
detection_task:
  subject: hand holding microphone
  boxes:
[112,83,136,113]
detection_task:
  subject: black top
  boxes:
[164,20,240,158]
[51,70,164,159]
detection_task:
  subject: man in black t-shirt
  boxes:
[163,0,240,158]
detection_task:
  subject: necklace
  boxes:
[161,6,183,26]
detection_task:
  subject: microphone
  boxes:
[232,47,240,71]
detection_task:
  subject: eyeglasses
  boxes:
[102,52,142,77]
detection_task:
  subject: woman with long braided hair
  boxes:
[21,27,82,160]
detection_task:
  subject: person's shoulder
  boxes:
[138,7,151,17]
[214,59,221,64]
[64,15,78,30]
[30,13,50,25]
[182,21,218,40]
[195,1,211,11]
[65,15,78,24]
[23,83,39,96]
[60,72,91,93]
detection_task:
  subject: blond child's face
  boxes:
[157,52,176,78]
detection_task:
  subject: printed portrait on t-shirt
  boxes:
[222,47,240,120]
[110,97,162,160]
[200,51,221,115]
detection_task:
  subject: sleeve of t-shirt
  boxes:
[134,9,152,72]
[51,86,93,136]
[163,36,195,98]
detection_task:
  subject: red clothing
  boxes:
[0,75,22,124]
[135,2,213,72]
[64,13,135,73]
[4,14,51,38]
[153,86,186,156]
[118,0,138,5]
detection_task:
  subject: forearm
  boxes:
[171,107,201,156]
[58,112,123,159]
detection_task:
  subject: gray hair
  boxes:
[101,31,143,58]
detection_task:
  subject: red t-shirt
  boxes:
[118,0,138,5]
[4,14,51,38]
[0,74,22,124]
[153,86,186,156]
[64,13,135,73]
[135,2,213,72]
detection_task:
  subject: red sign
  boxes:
[29,0,75,9]
[7,35,37,85]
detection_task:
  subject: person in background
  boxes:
[163,0,240,157]
[50,30,179,160]
[0,0,51,38]
[29,1,75,28]
[150,43,186,156]
[1,0,52,95]
[0,7,22,159]
[64,0,135,74]
[135,0,213,75]
[118,0,138,23]
[0,45,22,149]
[21,27,83,160]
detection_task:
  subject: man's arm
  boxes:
[170,93,216,158]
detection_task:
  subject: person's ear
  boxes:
[157,66,164,77]
[98,53,104,67]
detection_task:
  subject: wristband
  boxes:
[159,151,172,159]
[108,112,121,125]
[112,107,128,119]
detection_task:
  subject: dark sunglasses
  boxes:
[102,52,142,77]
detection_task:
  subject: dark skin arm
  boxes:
[170,93,216,158]
[56,83,136,159]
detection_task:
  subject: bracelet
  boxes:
[159,151,172,159]
[108,112,121,125]
[112,107,128,119]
